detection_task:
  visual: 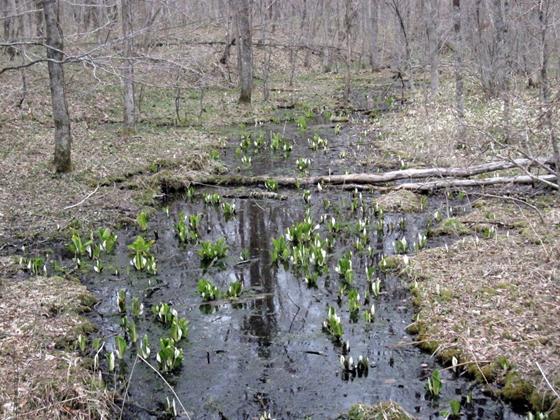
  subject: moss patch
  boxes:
[430,217,471,236]
[77,291,98,312]
[379,255,407,272]
[347,401,413,420]
[375,190,424,213]
[502,372,535,406]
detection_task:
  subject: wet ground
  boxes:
[68,110,526,419]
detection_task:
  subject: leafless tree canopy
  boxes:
[1,0,559,174]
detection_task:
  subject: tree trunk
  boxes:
[236,0,252,103]
[367,0,379,69]
[220,22,234,64]
[34,0,43,37]
[492,0,512,141]
[300,0,310,68]
[392,0,411,72]
[344,0,354,103]
[4,0,19,59]
[321,0,332,72]
[502,0,512,142]
[539,1,550,104]
[391,174,558,191]
[261,0,273,101]
[288,4,298,87]
[452,0,465,143]
[473,0,490,92]
[120,0,135,129]
[425,0,439,96]
[539,0,560,185]
[43,0,72,173]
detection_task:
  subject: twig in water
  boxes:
[137,356,191,419]
[119,355,139,420]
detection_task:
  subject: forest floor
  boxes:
[1,51,559,417]
[408,196,560,413]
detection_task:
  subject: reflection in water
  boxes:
[242,201,277,357]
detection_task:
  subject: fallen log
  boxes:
[181,157,553,188]
[220,190,287,200]
[394,174,558,191]
[337,174,556,191]
[341,175,558,192]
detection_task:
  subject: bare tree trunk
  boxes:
[168,158,556,190]
[34,0,43,37]
[391,0,411,72]
[502,0,512,143]
[261,0,273,101]
[453,0,465,143]
[236,0,252,103]
[344,0,354,103]
[83,0,98,33]
[304,0,320,68]
[139,0,160,51]
[367,0,379,70]
[492,0,511,141]
[322,46,331,72]
[300,0,310,68]
[539,1,550,103]
[321,0,332,72]
[4,0,19,59]
[288,2,298,87]
[43,0,72,173]
[539,0,560,183]
[473,0,491,92]
[220,17,234,66]
[17,43,27,108]
[424,0,439,96]
[3,0,10,45]
[120,0,135,129]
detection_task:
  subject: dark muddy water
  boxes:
[78,115,522,419]
[222,121,373,177]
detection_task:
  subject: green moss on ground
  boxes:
[379,255,407,272]
[429,217,471,236]
[502,372,535,405]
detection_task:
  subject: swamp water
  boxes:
[76,115,522,419]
